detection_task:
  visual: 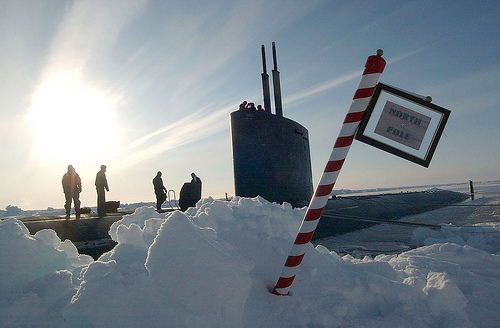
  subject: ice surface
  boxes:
[1,184,500,327]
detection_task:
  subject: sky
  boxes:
[1,0,499,210]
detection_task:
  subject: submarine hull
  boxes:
[313,190,469,239]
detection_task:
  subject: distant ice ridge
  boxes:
[1,193,500,327]
[412,222,500,254]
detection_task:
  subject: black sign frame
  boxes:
[355,83,450,167]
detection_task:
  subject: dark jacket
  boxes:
[95,171,109,191]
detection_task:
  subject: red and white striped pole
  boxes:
[272,50,386,296]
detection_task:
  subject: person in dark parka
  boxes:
[153,171,168,210]
[95,165,109,217]
[190,172,202,202]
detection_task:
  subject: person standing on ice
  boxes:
[190,172,202,202]
[62,165,82,219]
[95,165,109,217]
[153,171,168,210]
[190,172,201,184]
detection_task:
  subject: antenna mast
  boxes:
[261,45,272,113]
[272,42,283,117]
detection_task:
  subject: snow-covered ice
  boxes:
[1,182,499,327]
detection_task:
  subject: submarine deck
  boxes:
[18,189,469,259]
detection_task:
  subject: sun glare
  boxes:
[28,77,119,164]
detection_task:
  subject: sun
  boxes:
[28,76,119,164]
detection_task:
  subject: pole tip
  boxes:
[376,49,383,56]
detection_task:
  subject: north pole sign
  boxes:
[355,83,450,167]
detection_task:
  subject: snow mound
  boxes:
[1,196,500,327]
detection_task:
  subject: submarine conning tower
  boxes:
[230,42,313,207]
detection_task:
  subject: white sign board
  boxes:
[355,83,450,167]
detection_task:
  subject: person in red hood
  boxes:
[62,165,82,219]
